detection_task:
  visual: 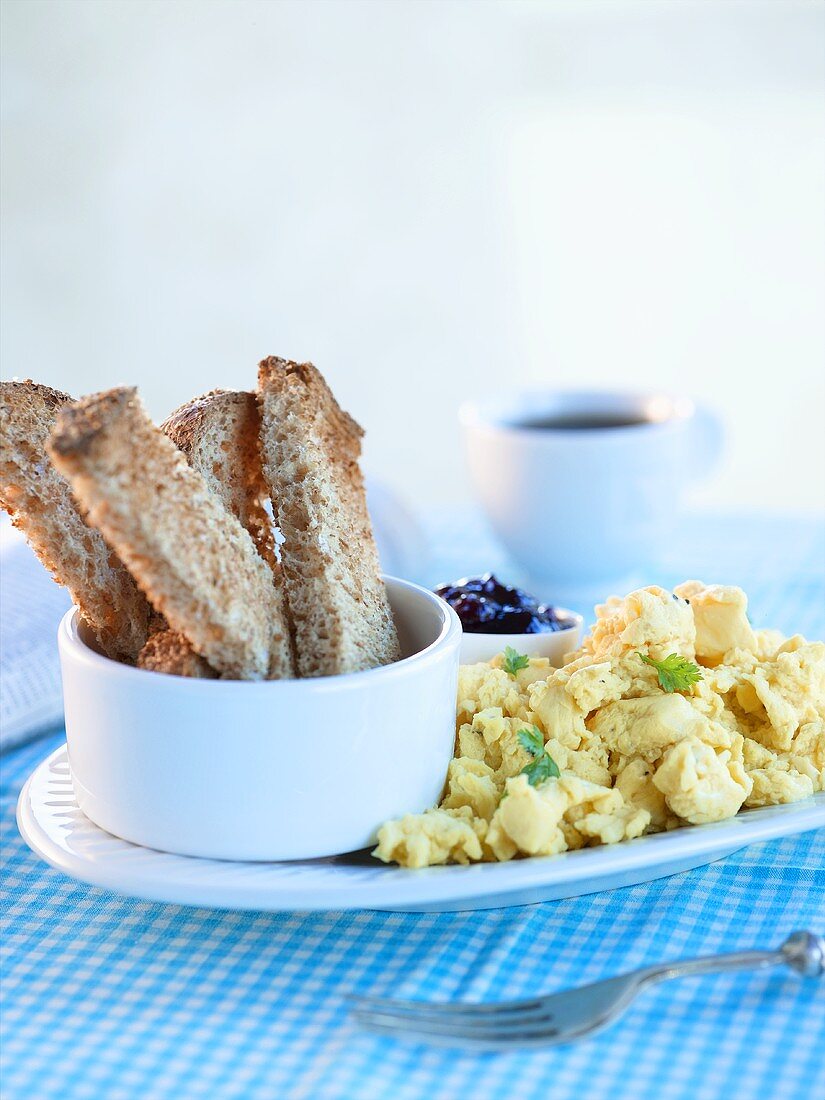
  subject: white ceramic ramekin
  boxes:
[459,612,583,666]
[59,576,461,861]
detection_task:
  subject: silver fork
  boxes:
[350,931,824,1050]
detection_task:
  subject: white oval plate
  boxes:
[17,747,825,913]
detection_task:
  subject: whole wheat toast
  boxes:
[47,387,293,680]
[161,389,293,676]
[0,380,151,660]
[257,357,400,677]
[136,629,217,678]
[162,390,277,568]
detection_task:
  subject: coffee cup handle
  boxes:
[692,404,724,479]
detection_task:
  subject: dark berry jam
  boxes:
[434,574,574,634]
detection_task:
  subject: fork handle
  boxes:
[639,948,783,989]
[640,930,824,988]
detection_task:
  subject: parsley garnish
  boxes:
[503,645,530,678]
[639,652,703,693]
[517,725,561,787]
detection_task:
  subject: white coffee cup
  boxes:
[460,390,723,597]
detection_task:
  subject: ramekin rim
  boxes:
[59,575,462,690]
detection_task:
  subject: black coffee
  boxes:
[514,413,651,431]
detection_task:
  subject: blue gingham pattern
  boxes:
[2,510,824,1100]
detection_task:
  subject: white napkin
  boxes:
[0,521,70,749]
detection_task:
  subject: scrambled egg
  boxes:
[375,582,825,868]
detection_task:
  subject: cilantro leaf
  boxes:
[517,725,545,756]
[523,753,561,787]
[517,725,561,787]
[639,652,703,693]
[503,646,530,678]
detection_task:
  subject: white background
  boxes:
[2,0,823,515]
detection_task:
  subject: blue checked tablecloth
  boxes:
[1,509,824,1100]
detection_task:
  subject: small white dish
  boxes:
[459,612,582,666]
[57,576,461,862]
[17,746,825,913]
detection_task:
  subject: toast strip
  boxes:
[47,387,293,680]
[136,629,217,678]
[0,380,151,660]
[257,357,400,677]
[161,389,293,676]
[161,390,277,568]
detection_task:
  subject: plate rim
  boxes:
[17,745,825,912]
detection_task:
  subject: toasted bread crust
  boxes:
[161,389,294,677]
[136,629,217,678]
[47,386,134,457]
[47,387,293,680]
[0,380,151,660]
[257,356,400,677]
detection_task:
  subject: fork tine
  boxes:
[351,976,641,1043]
[350,1002,555,1032]
[352,1012,575,1049]
[352,1005,562,1038]
[349,994,546,1021]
